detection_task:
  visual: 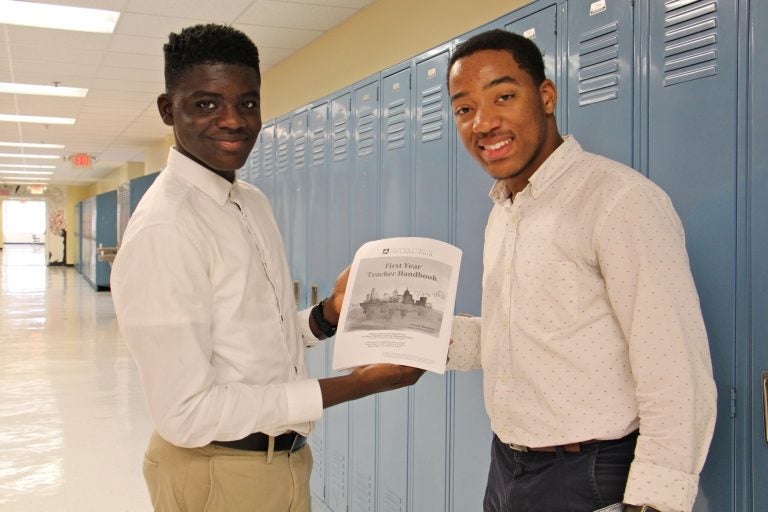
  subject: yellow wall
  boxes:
[66,185,91,265]
[261,0,527,120]
[145,134,174,175]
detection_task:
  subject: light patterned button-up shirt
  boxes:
[112,148,323,448]
[448,136,716,512]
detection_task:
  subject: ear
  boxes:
[539,79,557,115]
[157,93,174,127]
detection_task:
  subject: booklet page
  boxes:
[332,237,462,374]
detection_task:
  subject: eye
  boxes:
[241,99,258,109]
[197,100,216,111]
[454,106,472,117]
[498,93,515,103]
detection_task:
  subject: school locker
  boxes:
[749,2,768,510]
[644,0,738,508]
[410,46,452,512]
[566,0,634,167]
[377,64,412,512]
[326,90,353,512]
[306,100,331,502]
[274,116,292,248]
[349,78,381,512]
[260,123,276,203]
[248,131,262,189]
[290,108,309,310]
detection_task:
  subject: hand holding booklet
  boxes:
[332,237,462,374]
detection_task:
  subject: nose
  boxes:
[472,104,501,134]
[217,104,246,130]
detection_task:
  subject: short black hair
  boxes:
[448,29,546,87]
[163,24,260,93]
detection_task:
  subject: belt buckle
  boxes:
[508,442,529,452]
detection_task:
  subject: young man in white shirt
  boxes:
[446,29,716,512]
[111,24,423,512]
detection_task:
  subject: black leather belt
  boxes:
[212,432,306,452]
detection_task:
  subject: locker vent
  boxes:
[277,135,289,174]
[263,139,274,176]
[354,470,374,510]
[357,112,376,157]
[663,0,719,86]
[577,21,620,106]
[249,145,261,178]
[308,436,324,481]
[294,132,307,169]
[386,99,407,151]
[383,487,404,512]
[332,118,349,162]
[420,84,445,143]
[329,453,347,503]
[311,129,326,167]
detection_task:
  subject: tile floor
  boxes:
[0,244,153,511]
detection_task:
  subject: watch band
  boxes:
[312,299,337,338]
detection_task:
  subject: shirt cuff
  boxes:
[447,315,482,370]
[624,459,700,512]
[284,378,323,426]
[297,307,320,347]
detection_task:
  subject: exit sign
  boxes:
[71,153,92,168]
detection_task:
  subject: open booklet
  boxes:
[332,237,462,374]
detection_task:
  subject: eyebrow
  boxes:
[450,75,519,102]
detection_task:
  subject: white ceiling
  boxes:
[0,0,375,186]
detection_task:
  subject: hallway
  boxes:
[0,244,152,511]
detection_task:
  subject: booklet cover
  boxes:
[332,237,462,374]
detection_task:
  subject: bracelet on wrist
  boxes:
[312,298,337,338]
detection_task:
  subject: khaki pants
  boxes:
[143,432,312,512]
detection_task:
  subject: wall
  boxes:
[261,0,528,120]
[88,161,145,196]
[66,185,91,266]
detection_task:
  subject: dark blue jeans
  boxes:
[483,431,638,512]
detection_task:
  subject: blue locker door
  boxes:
[248,132,262,188]
[326,91,352,512]
[307,101,330,501]
[751,2,768,510]
[95,191,117,289]
[274,117,292,249]
[646,1,737,509]
[411,47,451,512]
[75,201,82,273]
[260,123,276,202]
[377,66,412,512]
[350,79,380,512]
[290,109,309,310]
[566,0,634,167]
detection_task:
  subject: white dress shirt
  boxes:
[111,148,323,448]
[448,136,717,512]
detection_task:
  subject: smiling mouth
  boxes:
[479,138,512,151]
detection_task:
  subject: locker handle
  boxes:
[763,371,768,444]
[293,280,300,306]
[311,284,319,306]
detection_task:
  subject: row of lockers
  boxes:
[232,0,765,511]
[75,172,158,290]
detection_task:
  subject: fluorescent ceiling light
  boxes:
[0,82,88,98]
[0,153,60,159]
[1,176,51,180]
[0,170,53,175]
[0,141,65,149]
[0,1,120,33]
[0,163,56,169]
[0,114,75,125]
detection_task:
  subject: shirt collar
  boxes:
[488,135,582,204]
[165,147,234,206]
